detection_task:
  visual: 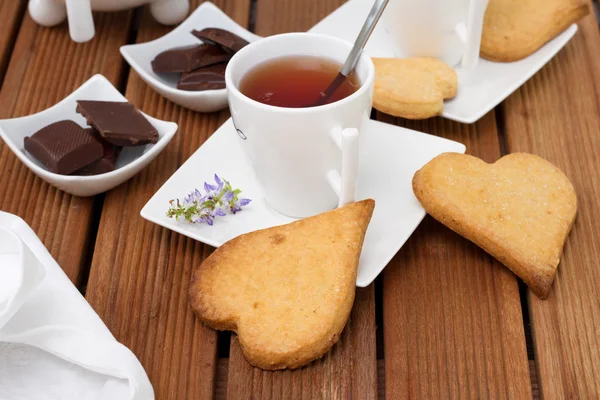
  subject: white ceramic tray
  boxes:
[141,119,465,287]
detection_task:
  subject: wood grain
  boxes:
[381,114,532,399]
[0,10,132,284]
[217,358,533,400]
[83,2,250,399]
[0,0,27,84]
[225,1,377,399]
[502,10,600,397]
[254,0,344,33]
[227,287,377,400]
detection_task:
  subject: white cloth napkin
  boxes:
[0,211,154,400]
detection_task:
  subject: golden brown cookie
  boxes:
[412,153,577,299]
[189,200,375,370]
[372,57,457,120]
[481,0,589,62]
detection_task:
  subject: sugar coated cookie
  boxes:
[372,57,457,120]
[481,0,589,62]
[413,153,577,299]
[189,200,375,369]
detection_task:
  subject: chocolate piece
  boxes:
[24,120,103,175]
[76,100,158,147]
[151,44,232,73]
[191,28,249,53]
[177,63,227,91]
[74,130,121,175]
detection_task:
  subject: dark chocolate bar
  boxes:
[151,44,232,73]
[191,28,249,53]
[177,63,227,91]
[74,129,121,175]
[76,100,158,147]
[24,120,103,175]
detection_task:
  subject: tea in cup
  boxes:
[225,33,375,218]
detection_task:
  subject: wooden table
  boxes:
[1,0,599,398]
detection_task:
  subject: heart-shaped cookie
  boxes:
[189,200,375,370]
[372,57,457,120]
[412,153,577,299]
[481,0,589,62]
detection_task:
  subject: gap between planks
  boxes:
[495,101,539,395]
[77,7,142,295]
[503,4,600,396]
[0,4,135,286]
[82,2,252,400]
[213,358,540,400]
[225,1,378,399]
[0,0,28,88]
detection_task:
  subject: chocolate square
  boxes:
[24,120,103,175]
[191,28,249,53]
[151,44,232,73]
[76,100,158,147]
[177,63,227,91]
[74,129,121,175]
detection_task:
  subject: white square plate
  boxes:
[141,119,466,287]
[310,0,578,123]
[0,75,178,197]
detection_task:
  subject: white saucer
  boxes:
[120,2,260,113]
[310,0,578,123]
[0,75,178,197]
[141,119,466,287]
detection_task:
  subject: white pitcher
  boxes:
[382,0,488,68]
[29,0,190,43]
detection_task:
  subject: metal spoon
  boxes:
[312,0,390,107]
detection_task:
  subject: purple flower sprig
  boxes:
[167,174,251,225]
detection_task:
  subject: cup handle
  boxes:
[326,127,359,208]
[65,0,95,43]
[460,0,488,69]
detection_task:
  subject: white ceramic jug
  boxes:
[382,0,488,68]
[29,0,190,43]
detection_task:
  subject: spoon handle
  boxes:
[340,0,390,76]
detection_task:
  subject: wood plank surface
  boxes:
[83,2,250,399]
[1,0,598,399]
[227,288,377,400]
[0,9,132,284]
[225,1,378,399]
[217,358,534,400]
[0,0,27,85]
[380,114,532,398]
[502,10,600,397]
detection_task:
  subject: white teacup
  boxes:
[383,0,489,68]
[225,33,375,218]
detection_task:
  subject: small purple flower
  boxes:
[205,181,218,192]
[166,175,251,225]
[214,174,224,190]
[223,190,234,202]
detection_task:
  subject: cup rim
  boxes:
[225,32,375,113]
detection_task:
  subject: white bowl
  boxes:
[120,2,260,113]
[0,74,178,197]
